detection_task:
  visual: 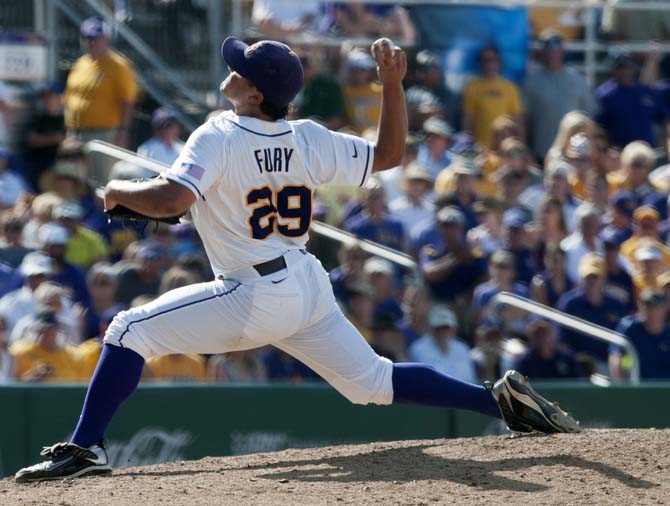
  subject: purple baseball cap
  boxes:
[221,37,304,108]
[80,17,111,38]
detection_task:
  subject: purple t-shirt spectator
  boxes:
[595,80,667,148]
[343,213,404,251]
[513,348,583,380]
[557,287,629,361]
[612,315,670,379]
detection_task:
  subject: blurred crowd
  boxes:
[2,4,670,386]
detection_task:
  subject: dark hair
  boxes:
[479,45,500,61]
[260,100,290,121]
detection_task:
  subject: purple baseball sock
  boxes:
[392,363,502,419]
[70,344,145,448]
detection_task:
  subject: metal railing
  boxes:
[493,291,640,384]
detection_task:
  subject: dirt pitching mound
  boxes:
[3,429,669,506]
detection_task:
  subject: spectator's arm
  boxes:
[530,275,549,305]
[115,101,135,149]
[27,130,65,148]
[608,350,625,382]
[392,6,416,43]
[422,252,468,283]
[640,44,663,85]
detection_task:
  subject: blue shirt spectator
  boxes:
[473,250,529,313]
[416,116,453,179]
[501,208,537,286]
[611,291,670,380]
[595,54,668,149]
[557,254,629,363]
[514,318,583,380]
[38,223,91,309]
[0,261,16,298]
[137,107,184,166]
[343,181,404,251]
[420,206,486,303]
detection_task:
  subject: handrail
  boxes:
[492,291,640,385]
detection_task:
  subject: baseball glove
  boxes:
[105,204,184,225]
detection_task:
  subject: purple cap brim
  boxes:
[221,37,254,82]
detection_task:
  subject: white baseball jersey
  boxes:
[163,110,373,276]
[105,110,393,407]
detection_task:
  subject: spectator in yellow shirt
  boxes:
[64,17,138,181]
[462,46,523,149]
[632,245,666,300]
[54,201,109,269]
[9,309,80,382]
[145,354,206,382]
[342,48,382,134]
[621,207,670,271]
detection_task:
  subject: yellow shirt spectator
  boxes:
[74,339,103,381]
[65,227,110,269]
[10,341,81,383]
[462,76,522,149]
[145,354,206,382]
[621,237,670,272]
[64,50,139,129]
[342,82,382,135]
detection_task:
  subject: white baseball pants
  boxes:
[104,250,394,405]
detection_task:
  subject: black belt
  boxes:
[252,250,307,276]
[253,256,287,276]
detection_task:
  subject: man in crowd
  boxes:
[462,45,523,149]
[20,83,66,191]
[420,206,486,304]
[417,116,453,179]
[514,318,582,380]
[64,16,138,180]
[523,30,596,160]
[611,289,670,381]
[595,53,668,151]
[343,179,404,251]
[0,252,53,334]
[557,253,628,370]
[341,48,382,134]
[408,304,476,383]
[9,309,80,382]
[561,204,603,284]
[387,162,434,244]
[137,107,184,166]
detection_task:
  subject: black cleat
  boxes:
[15,441,112,483]
[489,370,581,434]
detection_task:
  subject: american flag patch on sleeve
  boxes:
[180,163,205,181]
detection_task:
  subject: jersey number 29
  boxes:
[246,185,312,240]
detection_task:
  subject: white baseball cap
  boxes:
[20,252,54,277]
[38,223,69,246]
[364,257,394,276]
[429,305,457,329]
